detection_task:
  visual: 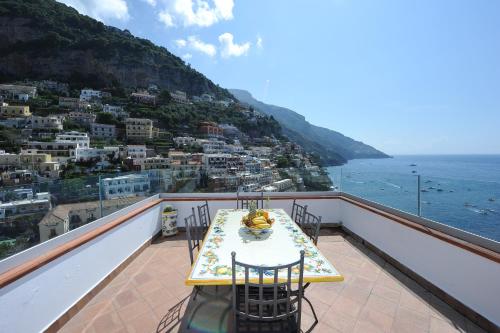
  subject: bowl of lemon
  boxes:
[242,209,275,236]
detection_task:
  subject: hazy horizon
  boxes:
[57,0,500,155]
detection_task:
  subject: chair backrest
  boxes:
[197,200,211,232]
[302,212,322,245]
[237,192,264,209]
[291,199,308,226]
[185,207,203,264]
[231,250,304,330]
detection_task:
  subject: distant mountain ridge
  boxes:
[0,0,231,99]
[230,89,389,166]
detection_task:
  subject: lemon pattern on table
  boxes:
[196,209,334,279]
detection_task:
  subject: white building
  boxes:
[127,145,147,159]
[56,131,90,149]
[103,104,128,119]
[80,89,102,101]
[0,192,51,221]
[75,147,119,162]
[101,174,150,199]
[0,84,37,100]
[91,123,116,139]
[30,115,64,130]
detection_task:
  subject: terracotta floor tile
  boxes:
[430,316,464,333]
[393,307,430,332]
[89,311,125,333]
[321,309,357,333]
[123,311,159,333]
[371,284,402,304]
[116,299,153,323]
[331,295,364,319]
[365,294,398,318]
[112,288,142,310]
[57,233,485,333]
[356,307,394,333]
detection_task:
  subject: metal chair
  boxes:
[237,192,264,209]
[197,200,211,234]
[291,199,308,226]
[231,251,305,333]
[185,207,203,265]
[301,211,322,246]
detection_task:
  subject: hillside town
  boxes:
[0,81,332,257]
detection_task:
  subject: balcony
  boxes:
[0,193,498,332]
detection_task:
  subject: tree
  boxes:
[158,90,172,105]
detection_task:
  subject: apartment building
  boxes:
[0,170,33,186]
[127,145,147,159]
[79,89,102,101]
[91,123,116,139]
[125,118,155,140]
[56,131,90,148]
[170,90,188,104]
[58,97,89,110]
[67,111,96,125]
[198,121,223,138]
[0,84,37,100]
[23,142,78,163]
[74,147,119,162]
[101,174,150,199]
[128,156,170,171]
[30,115,64,130]
[19,152,60,178]
[131,92,156,105]
[0,105,31,118]
[0,152,21,170]
[0,192,50,221]
[102,104,128,119]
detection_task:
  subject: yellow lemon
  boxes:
[216,267,228,275]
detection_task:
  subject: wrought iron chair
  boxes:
[197,200,211,234]
[301,211,322,246]
[185,207,204,265]
[291,199,308,226]
[237,192,264,209]
[231,251,305,333]
[185,207,231,330]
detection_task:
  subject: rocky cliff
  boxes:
[0,0,231,98]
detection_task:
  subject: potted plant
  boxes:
[162,205,178,237]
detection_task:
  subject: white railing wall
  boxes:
[0,196,163,333]
[340,199,500,327]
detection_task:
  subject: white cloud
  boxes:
[187,36,217,57]
[157,0,234,28]
[175,39,187,48]
[182,53,193,60]
[256,36,263,49]
[158,10,175,27]
[142,0,157,6]
[218,33,250,58]
[57,0,129,22]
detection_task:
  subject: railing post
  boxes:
[417,174,421,216]
[98,174,103,218]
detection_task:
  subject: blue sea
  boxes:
[327,155,500,242]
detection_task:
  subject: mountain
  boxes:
[0,0,231,99]
[230,89,389,166]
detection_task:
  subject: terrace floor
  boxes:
[58,229,486,333]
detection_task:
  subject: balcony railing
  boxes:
[0,192,498,332]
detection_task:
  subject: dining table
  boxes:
[185,208,344,286]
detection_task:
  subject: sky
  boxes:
[57,0,500,155]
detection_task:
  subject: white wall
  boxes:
[160,192,341,227]
[0,198,162,333]
[340,200,500,327]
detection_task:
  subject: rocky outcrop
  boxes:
[0,1,231,98]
